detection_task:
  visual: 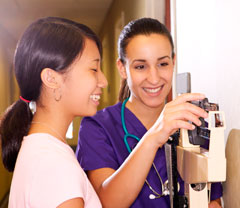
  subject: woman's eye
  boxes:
[158,62,169,67]
[91,68,98,72]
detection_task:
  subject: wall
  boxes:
[99,0,165,109]
[172,0,240,142]
[0,47,14,203]
[0,21,20,203]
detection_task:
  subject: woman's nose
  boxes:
[147,67,160,85]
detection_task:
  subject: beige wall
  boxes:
[0,47,14,202]
[0,50,11,113]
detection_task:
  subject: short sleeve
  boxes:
[29,154,86,208]
[210,182,223,200]
[76,117,119,171]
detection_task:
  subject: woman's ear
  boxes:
[172,54,177,66]
[41,68,61,89]
[117,58,127,79]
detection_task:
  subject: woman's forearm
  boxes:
[90,136,159,208]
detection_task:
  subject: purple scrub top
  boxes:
[76,102,222,208]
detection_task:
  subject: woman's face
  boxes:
[61,38,108,118]
[123,33,175,109]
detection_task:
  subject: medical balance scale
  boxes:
[164,73,226,208]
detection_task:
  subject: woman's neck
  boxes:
[125,98,164,130]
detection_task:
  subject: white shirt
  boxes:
[9,133,102,208]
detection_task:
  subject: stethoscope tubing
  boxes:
[121,98,168,199]
[121,97,140,153]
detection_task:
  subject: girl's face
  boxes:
[60,38,107,118]
[122,33,175,109]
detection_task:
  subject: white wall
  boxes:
[172,0,240,142]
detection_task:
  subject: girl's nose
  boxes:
[98,69,108,88]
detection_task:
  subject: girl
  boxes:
[0,17,107,208]
[76,18,222,208]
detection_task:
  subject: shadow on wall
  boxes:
[223,129,240,207]
[0,190,9,208]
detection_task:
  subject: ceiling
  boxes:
[0,0,113,57]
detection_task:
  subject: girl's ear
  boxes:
[41,68,61,89]
[117,58,127,79]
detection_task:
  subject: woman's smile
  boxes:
[143,85,164,94]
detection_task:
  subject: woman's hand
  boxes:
[146,93,208,147]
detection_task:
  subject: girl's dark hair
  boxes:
[118,17,174,102]
[0,17,102,172]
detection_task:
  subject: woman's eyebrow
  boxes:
[132,56,171,64]
[157,56,171,61]
[132,59,146,64]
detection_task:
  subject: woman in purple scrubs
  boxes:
[76,18,222,208]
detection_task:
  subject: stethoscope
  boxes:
[121,97,170,199]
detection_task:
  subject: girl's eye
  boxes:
[91,68,98,72]
[135,65,145,70]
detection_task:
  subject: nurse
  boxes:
[76,18,222,208]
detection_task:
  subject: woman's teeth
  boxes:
[90,95,100,101]
[144,86,162,93]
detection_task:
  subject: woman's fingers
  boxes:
[168,93,206,106]
[166,102,208,119]
[171,119,195,131]
[166,110,203,127]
